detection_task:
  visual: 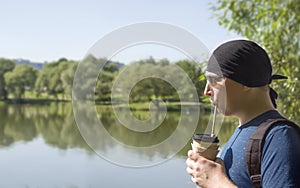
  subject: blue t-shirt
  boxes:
[220,110,300,187]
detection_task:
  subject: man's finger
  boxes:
[186,166,193,176]
[186,157,194,169]
[188,150,200,161]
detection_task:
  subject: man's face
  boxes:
[204,71,227,114]
[204,71,244,116]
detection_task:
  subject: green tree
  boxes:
[103,61,119,72]
[35,62,61,99]
[36,59,77,99]
[73,55,120,101]
[0,58,15,99]
[175,60,205,99]
[95,70,117,101]
[95,60,119,101]
[212,0,300,121]
[61,61,78,98]
[35,68,49,97]
[48,61,69,99]
[4,64,38,99]
[116,59,174,102]
[73,55,101,100]
[115,58,203,103]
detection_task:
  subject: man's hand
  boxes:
[186,150,237,188]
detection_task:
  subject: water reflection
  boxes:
[0,102,238,187]
[0,103,89,151]
[0,102,237,157]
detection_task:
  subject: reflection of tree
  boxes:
[75,104,115,153]
[0,104,14,146]
[97,106,212,158]
[101,109,179,147]
[0,103,91,153]
[34,103,90,150]
[0,103,236,158]
[1,104,37,145]
[4,117,37,142]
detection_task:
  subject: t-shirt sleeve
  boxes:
[261,125,300,187]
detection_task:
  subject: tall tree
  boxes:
[0,58,15,99]
[95,67,118,101]
[73,55,101,100]
[212,0,300,121]
[35,62,62,99]
[4,64,38,99]
[115,58,203,103]
[35,68,49,97]
[175,60,205,98]
[36,59,75,99]
[61,61,78,98]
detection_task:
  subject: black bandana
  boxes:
[207,40,287,108]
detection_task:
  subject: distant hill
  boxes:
[14,59,45,71]
[13,58,124,71]
[109,61,124,69]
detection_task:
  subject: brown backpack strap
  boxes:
[245,118,300,188]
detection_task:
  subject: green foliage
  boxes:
[47,61,68,98]
[61,61,78,98]
[0,58,15,99]
[4,64,38,99]
[212,0,300,122]
[1,56,207,104]
[176,60,205,98]
[73,55,115,100]
[35,59,78,99]
[95,69,118,101]
[113,57,205,103]
[131,59,175,101]
[103,61,119,72]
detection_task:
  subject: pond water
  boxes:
[0,102,236,188]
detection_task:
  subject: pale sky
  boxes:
[0,0,245,63]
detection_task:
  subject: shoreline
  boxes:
[0,98,211,111]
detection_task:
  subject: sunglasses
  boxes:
[206,75,224,86]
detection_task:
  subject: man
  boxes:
[186,40,300,188]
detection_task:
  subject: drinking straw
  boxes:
[211,105,217,136]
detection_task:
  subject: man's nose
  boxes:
[204,83,213,96]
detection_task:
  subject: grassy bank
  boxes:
[1,98,211,111]
[125,101,211,112]
[1,98,70,105]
